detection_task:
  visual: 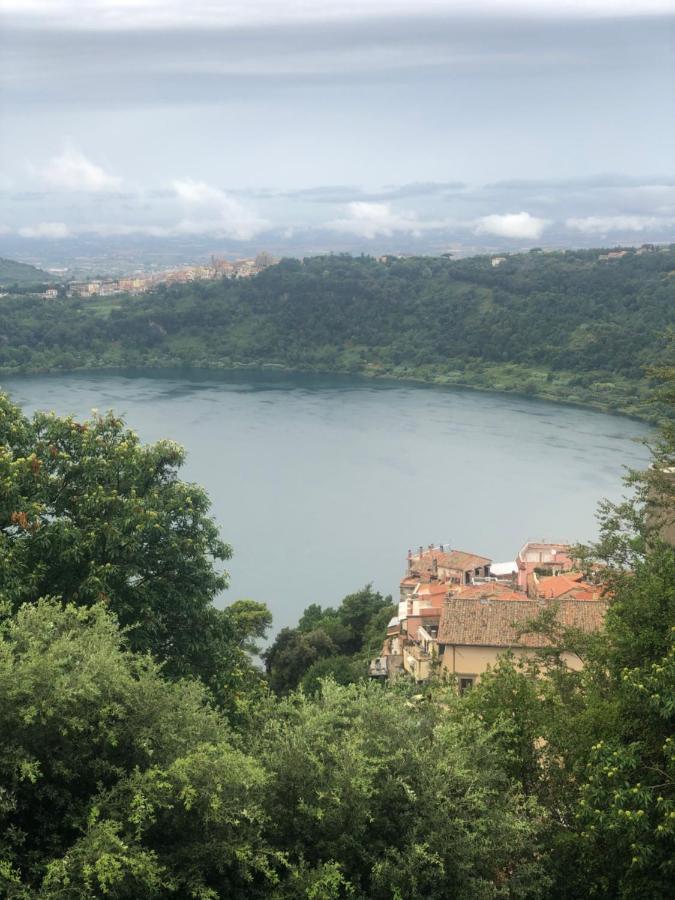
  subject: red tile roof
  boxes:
[451,583,527,602]
[438,597,607,648]
[408,548,492,578]
[434,549,492,571]
[535,573,602,600]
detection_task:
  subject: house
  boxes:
[374,544,494,681]
[530,571,603,601]
[516,541,574,591]
[437,596,607,691]
[491,257,506,267]
[406,545,492,586]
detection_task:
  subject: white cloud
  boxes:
[566,214,675,233]
[17,221,72,238]
[34,146,122,192]
[328,201,443,239]
[171,177,267,240]
[475,211,549,240]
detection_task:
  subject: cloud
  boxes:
[565,214,675,233]
[17,221,72,238]
[475,211,550,240]
[171,177,267,239]
[327,201,444,239]
[34,146,122,192]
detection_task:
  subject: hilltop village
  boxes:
[370,541,606,688]
[51,253,276,299]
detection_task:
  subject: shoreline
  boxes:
[0,358,659,425]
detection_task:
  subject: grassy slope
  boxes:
[0,257,50,287]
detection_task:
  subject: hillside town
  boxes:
[370,540,607,688]
[60,252,276,299]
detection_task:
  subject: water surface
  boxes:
[1,370,650,631]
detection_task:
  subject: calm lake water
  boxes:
[1,370,650,632]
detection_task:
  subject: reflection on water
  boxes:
[1,369,650,633]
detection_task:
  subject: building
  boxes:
[405,545,492,587]
[530,571,603,601]
[437,596,607,691]
[491,257,507,267]
[516,541,574,591]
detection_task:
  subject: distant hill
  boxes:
[0,257,50,287]
[0,245,673,419]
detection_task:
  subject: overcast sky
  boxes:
[1,0,674,256]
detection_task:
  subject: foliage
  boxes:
[0,393,270,714]
[255,681,551,899]
[465,366,675,898]
[263,586,394,694]
[0,599,277,898]
[0,256,49,288]
[1,247,674,419]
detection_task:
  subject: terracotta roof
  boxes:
[434,549,492,571]
[535,573,602,600]
[451,583,527,602]
[438,597,607,648]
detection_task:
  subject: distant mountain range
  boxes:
[0,257,50,287]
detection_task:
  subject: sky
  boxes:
[1,0,674,263]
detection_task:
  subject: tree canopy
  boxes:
[1,247,674,419]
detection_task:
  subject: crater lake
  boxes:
[1,370,650,632]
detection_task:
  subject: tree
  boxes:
[0,395,270,710]
[256,680,551,899]
[263,586,393,694]
[0,599,277,898]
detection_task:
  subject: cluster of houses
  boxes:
[61,252,276,299]
[369,541,606,690]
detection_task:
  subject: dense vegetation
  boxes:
[1,246,674,419]
[263,587,395,695]
[0,257,50,288]
[0,369,673,897]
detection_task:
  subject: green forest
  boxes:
[0,258,50,288]
[1,246,674,419]
[0,364,673,898]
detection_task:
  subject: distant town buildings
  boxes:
[64,253,277,299]
[371,539,607,689]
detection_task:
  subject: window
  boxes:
[459,677,474,694]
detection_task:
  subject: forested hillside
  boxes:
[0,257,49,287]
[1,246,674,418]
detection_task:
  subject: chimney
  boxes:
[407,549,412,572]
[419,545,424,558]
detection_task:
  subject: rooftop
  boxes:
[535,572,603,600]
[438,597,607,648]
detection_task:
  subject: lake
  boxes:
[0,370,650,632]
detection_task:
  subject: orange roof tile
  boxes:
[438,597,607,648]
[536,573,601,600]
